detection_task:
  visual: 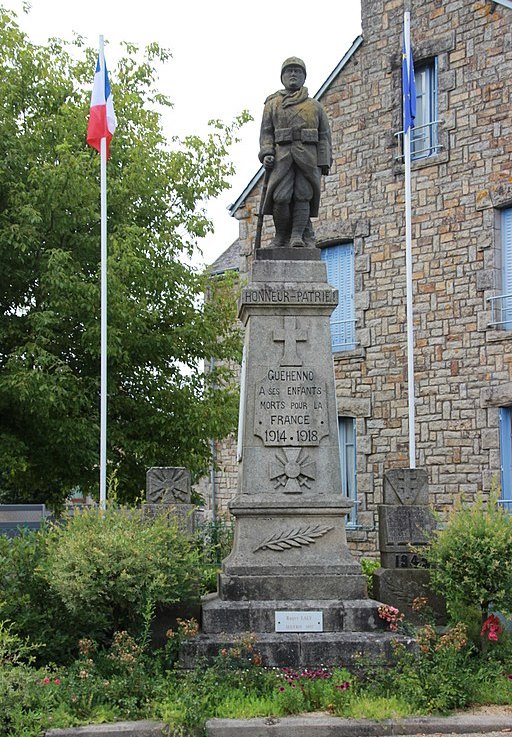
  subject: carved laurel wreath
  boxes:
[253,525,333,553]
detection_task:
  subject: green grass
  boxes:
[341,695,420,720]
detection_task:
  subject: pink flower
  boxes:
[54,678,61,685]
[481,614,503,642]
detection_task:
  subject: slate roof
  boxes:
[209,238,240,274]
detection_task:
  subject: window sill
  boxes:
[486,329,512,343]
[393,148,449,173]
[332,346,366,361]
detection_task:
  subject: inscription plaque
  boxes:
[241,286,338,306]
[254,368,329,446]
[275,611,323,633]
[380,506,434,547]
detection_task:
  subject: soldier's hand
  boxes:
[321,165,330,175]
[263,155,275,170]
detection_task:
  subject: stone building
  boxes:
[202,0,512,557]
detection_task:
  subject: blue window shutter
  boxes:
[338,416,357,525]
[321,243,355,352]
[499,407,512,510]
[502,209,512,329]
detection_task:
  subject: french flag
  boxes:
[87,50,117,158]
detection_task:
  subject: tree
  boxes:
[0,8,247,507]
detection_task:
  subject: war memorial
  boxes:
[182,58,408,667]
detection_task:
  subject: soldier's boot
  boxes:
[271,204,291,247]
[290,201,310,247]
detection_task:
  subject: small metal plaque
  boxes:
[275,611,323,632]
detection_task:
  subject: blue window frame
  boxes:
[338,416,358,526]
[500,407,512,511]
[411,59,438,160]
[502,208,512,330]
[321,243,356,352]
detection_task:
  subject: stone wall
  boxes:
[209,0,512,556]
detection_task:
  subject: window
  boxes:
[338,417,358,526]
[397,58,440,161]
[321,243,356,352]
[411,59,438,160]
[501,208,512,329]
[500,407,512,511]
[489,209,512,329]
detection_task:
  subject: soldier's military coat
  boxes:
[258,86,332,217]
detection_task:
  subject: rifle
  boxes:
[254,168,271,251]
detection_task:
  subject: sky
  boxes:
[4,0,363,266]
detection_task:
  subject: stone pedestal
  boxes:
[185,256,402,667]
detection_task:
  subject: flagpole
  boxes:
[403,11,416,469]
[99,34,108,509]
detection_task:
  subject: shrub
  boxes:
[392,623,477,712]
[0,622,66,737]
[40,504,201,644]
[425,489,512,631]
[0,528,84,664]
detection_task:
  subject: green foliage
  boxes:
[0,622,65,737]
[196,518,234,594]
[361,557,380,597]
[275,667,353,715]
[0,528,85,664]
[41,505,201,643]
[0,8,248,507]
[425,490,512,624]
[392,624,477,713]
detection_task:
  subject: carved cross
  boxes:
[273,316,308,366]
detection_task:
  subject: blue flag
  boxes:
[402,46,416,133]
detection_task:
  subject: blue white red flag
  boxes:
[87,51,117,157]
[402,45,416,134]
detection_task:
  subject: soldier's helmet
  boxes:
[281,57,307,82]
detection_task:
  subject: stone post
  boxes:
[373,468,446,623]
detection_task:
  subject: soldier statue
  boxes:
[259,57,332,249]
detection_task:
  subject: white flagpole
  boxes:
[403,11,416,469]
[99,34,108,509]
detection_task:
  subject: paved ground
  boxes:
[206,709,512,736]
[46,708,512,737]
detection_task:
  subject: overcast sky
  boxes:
[5,0,362,265]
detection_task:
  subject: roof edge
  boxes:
[227,34,364,217]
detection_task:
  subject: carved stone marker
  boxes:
[378,468,434,568]
[146,467,191,504]
[182,256,403,668]
[373,468,445,623]
[145,467,195,532]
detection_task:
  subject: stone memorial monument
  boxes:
[373,469,445,623]
[145,466,195,533]
[182,58,406,667]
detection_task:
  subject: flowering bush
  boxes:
[481,615,503,643]
[276,666,353,715]
[425,489,512,640]
[378,604,405,631]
